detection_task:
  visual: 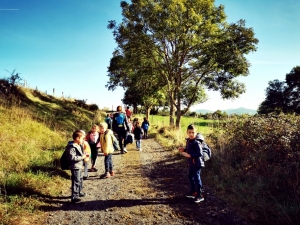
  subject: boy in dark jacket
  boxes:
[179,124,205,203]
[67,130,87,203]
[133,121,143,151]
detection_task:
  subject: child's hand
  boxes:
[178,147,184,152]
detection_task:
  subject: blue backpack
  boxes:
[143,122,149,130]
[115,113,125,126]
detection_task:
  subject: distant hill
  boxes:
[194,107,257,115]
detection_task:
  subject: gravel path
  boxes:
[43,138,250,225]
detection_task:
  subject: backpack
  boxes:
[126,133,134,144]
[142,122,149,130]
[60,143,72,170]
[105,117,112,125]
[115,113,125,126]
[201,142,212,161]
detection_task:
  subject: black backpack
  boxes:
[60,143,72,170]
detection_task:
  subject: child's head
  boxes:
[136,121,140,127]
[91,124,99,132]
[116,105,122,112]
[187,124,197,139]
[72,130,85,144]
[99,122,108,134]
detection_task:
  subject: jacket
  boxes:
[86,131,101,148]
[100,129,115,155]
[133,126,143,140]
[185,133,205,168]
[67,142,85,170]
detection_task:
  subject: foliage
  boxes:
[207,114,300,224]
[108,0,258,128]
[258,66,300,114]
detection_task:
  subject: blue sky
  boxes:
[1,0,299,112]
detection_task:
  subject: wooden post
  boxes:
[53,88,55,96]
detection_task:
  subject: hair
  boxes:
[99,122,108,129]
[106,114,110,117]
[92,124,98,129]
[187,124,196,131]
[72,130,84,140]
[127,106,129,109]
[136,121,140,126]
[116,105,122,111]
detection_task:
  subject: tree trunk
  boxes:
[176,92,181,129]
[146,107,151,119]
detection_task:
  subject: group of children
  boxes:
[66,106,151,203]
[66,106,205,205]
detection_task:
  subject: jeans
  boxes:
[104,153,113,173]
[136,139,141,149]
[71,169,83,199]
[188,166,202,196]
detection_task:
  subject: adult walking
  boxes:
[113,105,130,154]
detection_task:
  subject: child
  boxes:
[105,114,112,129]
[99,122,115,179]
[141,117,150,139]
[133,121,143,151]
[178,124,205,203]
[81,131,91,180]
[66,130,87,203]
[85,125,100,172]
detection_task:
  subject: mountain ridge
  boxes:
[194,107,257,115]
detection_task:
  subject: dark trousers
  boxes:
[116,130,128,151]
[104,153,113,173]
[143,129,148,138]
[71,169,83,199]
[188,166,202,196]
[90,144,99,167]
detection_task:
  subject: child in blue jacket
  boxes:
[179,124,205,203]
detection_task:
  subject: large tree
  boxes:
[258,66,300,114]
[108,0,258,128]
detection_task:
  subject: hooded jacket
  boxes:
[100,129,115,155]
[185,133,205,168]
[67,142,85,170]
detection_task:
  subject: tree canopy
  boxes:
[107,0,258,128]
[258,66,300,114]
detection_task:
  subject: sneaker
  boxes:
[100,172,111,179]
[109,171,114,176]
[185,192,197,198]
[123,147,128,153]
[194,195,204,203]
[90,167,98,172]
[71,198,81,203]
[83,175,89,180]
[79,192,86,197]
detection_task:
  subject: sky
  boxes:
[0,0,299,112]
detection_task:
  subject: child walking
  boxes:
[141,117,150,139]
[66,130,87,203]
[99,122,115,179]
[85,125,100,172]
[179,124,205,203]
[133,121,143,151]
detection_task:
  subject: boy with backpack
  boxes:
[105,114,112,129]
[141,117,150,139]
[178,124,205,203]
[112,105,130,154]
[66,130,88,203]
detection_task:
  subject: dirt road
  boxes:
[43,138,250,225]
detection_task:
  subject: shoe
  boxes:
[123,147,128,153]
[90,167,98,172]
[194,195,205,203]
[120,151,125,154]
[79,192,86,197]
[83,176,89,180]
[109,171,114,176]
[185,192,197,198]
[71,198,81,203]
[100,172,111,179]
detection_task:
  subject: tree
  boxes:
[108,0,258,128]
[258,66,300,114]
